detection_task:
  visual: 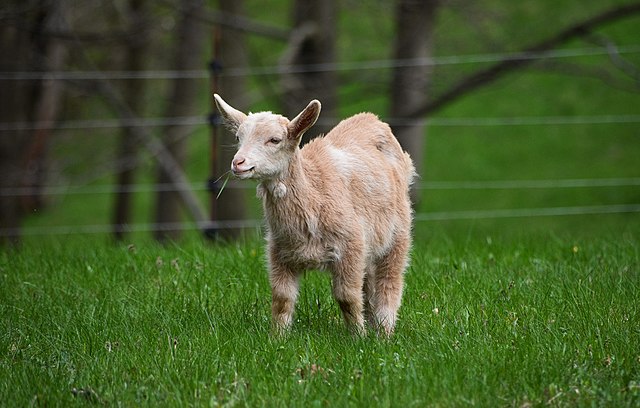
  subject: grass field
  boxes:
[1,230,639,406]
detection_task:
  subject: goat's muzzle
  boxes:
[231,156,254,178]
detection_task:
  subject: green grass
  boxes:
[2,232,639,406]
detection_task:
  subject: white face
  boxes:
[231,112,294,181]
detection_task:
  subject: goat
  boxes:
[214,94,415,335]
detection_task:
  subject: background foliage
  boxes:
[6,0,636,240]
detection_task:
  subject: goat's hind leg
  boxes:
[372,235,410,336]
[332,255,366,335]
[363,264,377,328]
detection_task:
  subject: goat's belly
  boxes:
[275,238,339,271]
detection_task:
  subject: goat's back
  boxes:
[300,113,415,256]
[303,112,415,189]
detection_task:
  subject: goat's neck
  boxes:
[260,152,313,204]
[259,152,321,241]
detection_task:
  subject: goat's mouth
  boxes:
[232,166,255,178]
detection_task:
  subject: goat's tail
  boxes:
[403,151,418,187]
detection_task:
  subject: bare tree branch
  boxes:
[409,2,640,118]
[586,33,640,82]
[534,60,640,93]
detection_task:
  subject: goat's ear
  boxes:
[214,93,247,132]
[288,100,321,141]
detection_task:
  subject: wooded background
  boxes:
[1,0,639,245]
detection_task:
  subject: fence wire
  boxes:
[2,114,640,132]
[2,178,640,197]
[1,45,639,80]
[1,43,638,237]
[2,203,639,237]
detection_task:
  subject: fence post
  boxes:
[206,26,223,239]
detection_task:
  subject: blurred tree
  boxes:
[405,2,640,118]
[280,0,337,140]
[112,0,149,241]
[214,0,250,240]
[0,0,68,246]
[390,0,439,203]
[388,1,640,204]
[154,0,206,243]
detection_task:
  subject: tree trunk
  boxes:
[281,0,337,141]
[214,0,249,240]
[23,0,68,215]
[113,0,148,241]
[389,0,439,203]
[0,0,68,246]
[154,0,206,243]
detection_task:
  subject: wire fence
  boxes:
[2,44,639,80]
[2,203,639,237]
[2,114,640,132]
[1,114,638,236]
[1,44,637,131]
[2,44,639,237]
[1,176,639,236]
[3,177,640,198]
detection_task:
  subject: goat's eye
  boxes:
[269,138,282,145]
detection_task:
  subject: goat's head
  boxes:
[214,94,321,181]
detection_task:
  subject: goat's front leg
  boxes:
[269,261,300,333]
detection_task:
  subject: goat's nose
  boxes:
[232,157,245,167]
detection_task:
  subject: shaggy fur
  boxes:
[214,94,415,335]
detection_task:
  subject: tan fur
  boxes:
[214,94,415,336]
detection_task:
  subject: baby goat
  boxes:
[214,94,415,335]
